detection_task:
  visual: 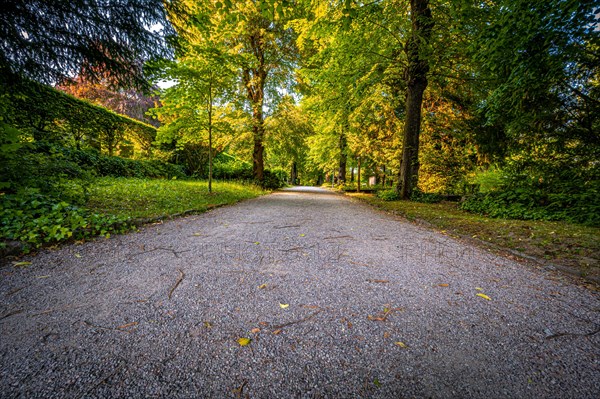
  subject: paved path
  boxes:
[1,187,599,398]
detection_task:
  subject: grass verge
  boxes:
[349,193,600,283]
[87,177,266,219]
[1,178,266,258]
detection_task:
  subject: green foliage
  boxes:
[86,146,184,178]
[1,140,93,205]
[376,189,399,201]
[212,158,253,180]
[0,192,131,251]
[461,165,600,226]
[410,190,443,204]
[2,76,157,156]
[261,169,288,190]
[1,0,175,89]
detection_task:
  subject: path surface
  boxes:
[1,187,599,398]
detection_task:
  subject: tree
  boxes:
[0,0,179,88]
[58,76,160,127]
[170,1,299,183]
[265,96,313,184]
[397,0,434,199]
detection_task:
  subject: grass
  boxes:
[87,177,266,220]
[350,193,600,282]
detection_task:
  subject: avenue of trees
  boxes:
[1,0,598,225]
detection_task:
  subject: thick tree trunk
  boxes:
[396,0,433,199]
[243,30,267,183]
[338,132,347,183]
[290,161,297,185]
[252,109,265,182]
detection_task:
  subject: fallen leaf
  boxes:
[279,303,289,309]
[203,321,213,328]
[193,232,202,236]
[272,329,282,335]
[395,341,408,348]
[476,293,492,301]
[118,322,139,329]
[258,321,269,326]
[237,337,251,346]
[35,275,50,279]
[258,284,267,289]
[74,253,82,258]
[373,378,381,388]
[13,261,32,267]
[438,283,449,287]
[368,315,387,322]
[299,233,306,237]
[254,242,260,245]
[383,332,390,339]
[383,307,390,313]
[251,328,261,334]
[475,287,484,291]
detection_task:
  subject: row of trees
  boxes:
[1,0,597,218]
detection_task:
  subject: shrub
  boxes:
[261,169,288,190]
[0,192,131,251]
[460,178,600,226]
[376,189,399,201]
[411,190,443,204]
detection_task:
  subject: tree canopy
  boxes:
[0,0,180,88]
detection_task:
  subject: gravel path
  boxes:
[1,187,599,398]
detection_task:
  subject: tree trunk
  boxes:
[252,119,265,182]
[208,80,213,193]
[396,0,433,199]
[290,161,297,185]
[357,156,361,192]
[338,132,347,183]
[243,29,268,183]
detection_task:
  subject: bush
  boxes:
[66,147,173,178]
[261,169,288,190]
[212,159,253,180]
[411,190,443,204]
[0,192,131,251]
[376,189,399,201]
[460,178,600,226]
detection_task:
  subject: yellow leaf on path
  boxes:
[258,284,267,289]
[193,233,202,236]
[438,283,449,287]
[238,337,251,346]
[299,233,306,237]
[118,322,139,329]
[74,253,82,258]
[254,242,260,245]
[395,341,408,348]
[272,329,282,335]
[13,261,32,267]
[203,321,213,328]
[476,293,492,301]
[251,328,261,334]
[475,287,484,291]
[279,303,289,309]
